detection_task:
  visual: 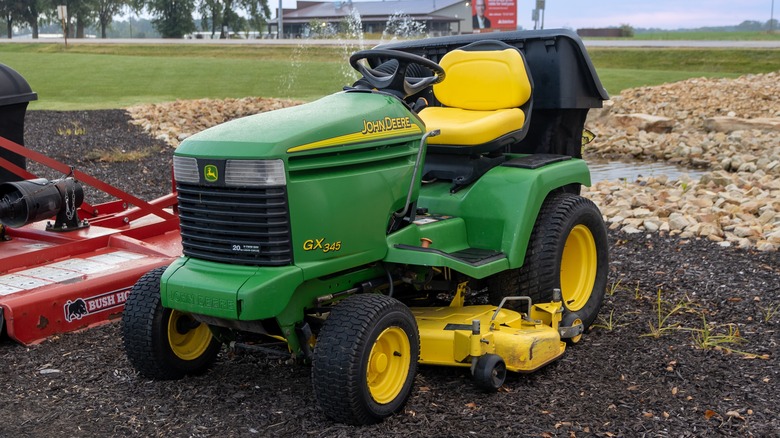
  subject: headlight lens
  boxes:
[225,159,286,187]
[173,156,199,184]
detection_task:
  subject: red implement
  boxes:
[0,135,181,345]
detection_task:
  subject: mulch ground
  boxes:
[1,110,778,437]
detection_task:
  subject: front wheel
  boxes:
[487,193,609,330]
[122,267,222,380]
[312,294,419,425]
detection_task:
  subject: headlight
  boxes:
[225,159,286,187]
[173,156,199,184]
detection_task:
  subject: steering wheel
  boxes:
[349,49,445,98]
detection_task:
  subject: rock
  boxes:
[703,117,780,133]
[668,213,690,231]
[733,226,759,238]
[756,241,779,252]
[612,113,674,133]
[643,219,662,232]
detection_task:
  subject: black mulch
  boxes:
[1,110,778,437]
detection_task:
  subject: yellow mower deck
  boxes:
[411,294,566,373]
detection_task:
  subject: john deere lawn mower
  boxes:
[122,29,610,425]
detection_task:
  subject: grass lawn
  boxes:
[2,44,359,110]
[1,42,778,110]
[587,48,780,95]
[632,30,780,41]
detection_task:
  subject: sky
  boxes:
[277,0,776,30]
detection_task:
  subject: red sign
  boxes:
[472,0,517,32]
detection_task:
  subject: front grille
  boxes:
[176,183,292,266]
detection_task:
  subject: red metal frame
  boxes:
[0,135,181,345]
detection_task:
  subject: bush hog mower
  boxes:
[0,64,182,346]
[121,29,610,424]
[0,153,182,346]
[0,64,181,344]
[0,147,182,346]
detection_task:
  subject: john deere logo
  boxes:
[204,165,218,182]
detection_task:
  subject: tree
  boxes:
[242,0,269,35]
[0,1,15,38]
[197,0,220,37]
[95,0,127,38]
[142,0,196,38]
[16,0,46,38]
[619,23,634,37]
[736,20,763,31]
[0,0,42,38]
[47,0,95,38]
[197,0,269,38]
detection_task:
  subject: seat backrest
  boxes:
[433,40,532,111]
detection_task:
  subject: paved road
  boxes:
[2,37,780,48]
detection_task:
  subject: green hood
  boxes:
[175,91,425,160]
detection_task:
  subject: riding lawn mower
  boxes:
[119,29,610,425]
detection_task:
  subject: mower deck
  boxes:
[412,301,566,373]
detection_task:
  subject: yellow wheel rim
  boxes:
[366,327,411,404]
[569,318,584,344]
[560,224,598,312]
[167,310,213,361]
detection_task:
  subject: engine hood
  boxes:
[175,91,425,160]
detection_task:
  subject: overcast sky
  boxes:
[532,0,775,30]
[277,0,776,30]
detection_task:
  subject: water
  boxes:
[283,7,431,95]
[281,9,367,95]
[588,159,707,183]
[381,12,427,41]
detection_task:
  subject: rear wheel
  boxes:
[122,267,222,380]
[312,294,419,425]
[487,193,608,330]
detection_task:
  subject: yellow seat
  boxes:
[419,41,533,150]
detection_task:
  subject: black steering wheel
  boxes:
[349,49,445,98]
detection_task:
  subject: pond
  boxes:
[587,159,707,183]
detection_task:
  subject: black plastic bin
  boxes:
[0,63,38,183]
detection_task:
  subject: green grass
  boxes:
[589,48,780,95]
[631,31,780,41]
[1,43,778,110]
[2,44,359,110]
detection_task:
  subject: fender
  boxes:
[389,156,590,275]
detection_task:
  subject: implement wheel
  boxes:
[312,294,419,425]
[487,193,608,330]
[473,354,507,392]
[122,267,221,380]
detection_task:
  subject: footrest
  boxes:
[393,244,504,267]
[503,154,571,169]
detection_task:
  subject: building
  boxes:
[271,0,474,38]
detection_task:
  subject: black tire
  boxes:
[312,294,419,425]
[122,266,222,380]
[487,192,608,330]
[473,354,507,392]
